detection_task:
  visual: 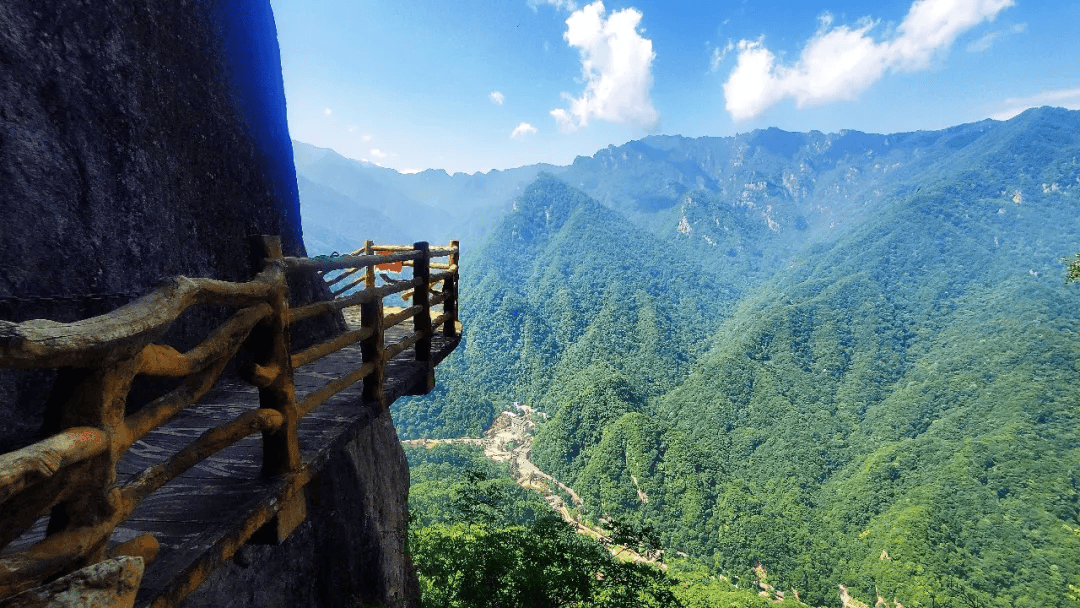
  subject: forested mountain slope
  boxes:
[373,107,1080,607]
[392,173,740,438]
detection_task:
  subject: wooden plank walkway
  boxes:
[1,320,459,608]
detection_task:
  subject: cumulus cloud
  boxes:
[550,1,659,132]
[369,148,388,159]
[511,122,538,138]
[323,108,333,116]
[490,91,505,105]
[989,88,1080,120]
[722,0,1014,121]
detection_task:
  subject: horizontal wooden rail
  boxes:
[0,267,280,370]
[136,304,271,378]
[287,279,421,326]
[324,266,363,289]
[431,312,453,331]
[0,237,460,604]
[333,243,457,256]
[363,244,414,252]
[429,269,455,284]
[403,261,457,271]
[0,428,108,508]
[282,250,420,273]
[297,362,376,418]
[384,332,422,361]
[121,409,285,505]
[291,327,373,369]
[383,305,421,329]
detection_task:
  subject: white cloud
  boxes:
[529,0,577,12]
[966,30,1000,52]
[722,0,1014,121]
[550,1,659,132]
[369,148,388,159]
[489,91,505,105]
[323,108,333,116]
[511,122,538,138]
[710,41,735,73]
[967,21,1026,52]
[347,126,375,141]
[989,88,1080,120]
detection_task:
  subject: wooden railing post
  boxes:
[251,236,301,477]
[360,294,385,408]
[363,240,375,289]
[39,361,139,566]
[413,242,432,363]
[444,240,460,337]
[412,242,435,394]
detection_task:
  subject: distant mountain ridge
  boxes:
[298,106,1079,258]
[292,140,561,253]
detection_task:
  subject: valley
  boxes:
[403,404,666,567]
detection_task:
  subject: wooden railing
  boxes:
[0,237,459,601]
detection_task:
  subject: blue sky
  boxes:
[270,0,1080,174]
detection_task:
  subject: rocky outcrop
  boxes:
[2,557,144,608]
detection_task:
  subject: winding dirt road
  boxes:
[402,404,661,565]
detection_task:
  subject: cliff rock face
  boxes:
[179,409,418,608]
[0,0,416,604]
[0,0,341,451]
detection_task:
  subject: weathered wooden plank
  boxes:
[123,478,272,525]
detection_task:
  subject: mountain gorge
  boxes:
[297,107,1080,607]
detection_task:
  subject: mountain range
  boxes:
[296,106,1080,607]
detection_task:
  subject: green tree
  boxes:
[410,517,682,608]
[1066,253,1080,283]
